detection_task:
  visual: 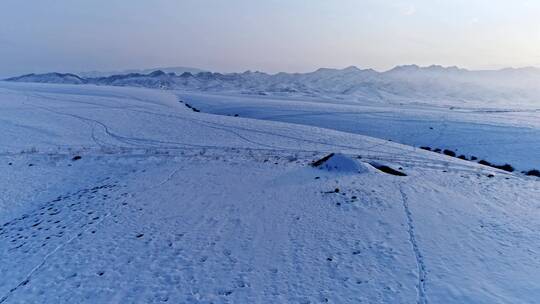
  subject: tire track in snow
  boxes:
[23,91,501,179]
[23,91,464,173]
[399,184,427,304]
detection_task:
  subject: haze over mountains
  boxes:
[6,65,540,108]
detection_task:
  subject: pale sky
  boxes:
[2,0,540,77]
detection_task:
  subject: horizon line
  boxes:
[6,63,540,79]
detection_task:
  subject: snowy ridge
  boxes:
[6,65,540,107]
[178,91,540,172]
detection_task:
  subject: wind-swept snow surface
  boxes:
[0,82,539,303]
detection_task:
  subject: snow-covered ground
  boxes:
[179,92,540,172]
[1,82,539,303]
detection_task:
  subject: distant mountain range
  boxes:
[5,65,540,107]
[77,66,207,78]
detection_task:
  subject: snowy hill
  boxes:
[5,65,540,108]
[0,82,539,303]
[179,90,540,173]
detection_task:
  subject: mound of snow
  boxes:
[311,153,368,174]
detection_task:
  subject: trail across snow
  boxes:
[399,185,427,304]
[0,82,539,303]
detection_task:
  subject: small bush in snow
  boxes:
[443,149,456,157]
[478,160,492,166]
[525,169,540,177]
[493,164,514,172]
[477,160,515,172]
